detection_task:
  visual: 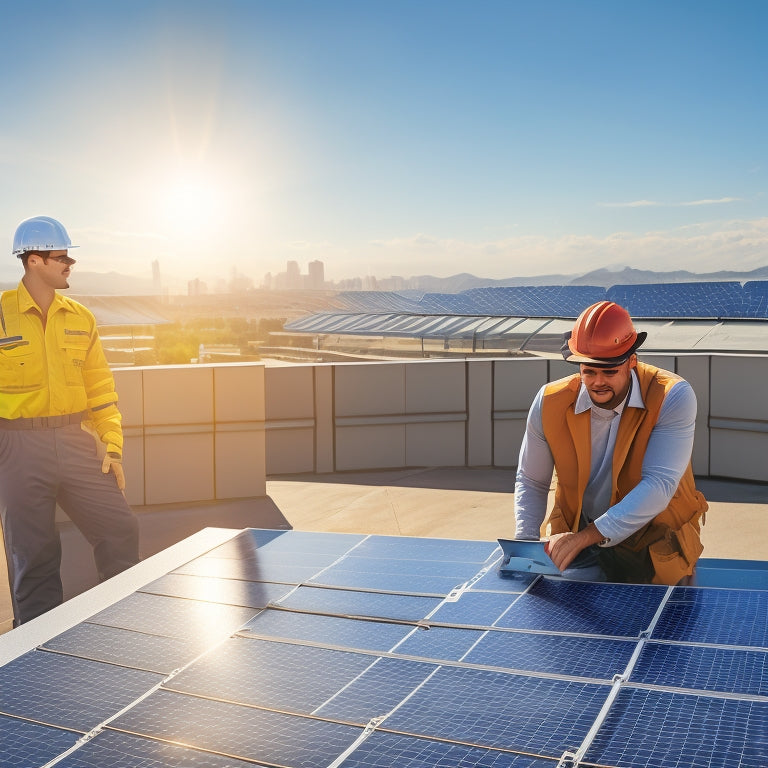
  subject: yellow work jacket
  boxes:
[540,362,707,585]
[0,282,123,455]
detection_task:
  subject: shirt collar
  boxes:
[17,280,71,315]
[575,368,645,415]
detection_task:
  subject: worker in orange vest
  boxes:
[514,301,707,585]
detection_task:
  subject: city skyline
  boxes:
[1,2,766,286]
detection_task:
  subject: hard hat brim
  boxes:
[14,245,79,258]
[561,331,647,366]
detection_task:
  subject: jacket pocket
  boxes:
[0,344,40,393]
[60,328,90,386]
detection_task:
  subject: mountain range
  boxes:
[405,265,768,293]
[2,265,768,295]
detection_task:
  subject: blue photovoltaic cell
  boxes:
[0,714,81,768]
[464,631,637,679]
[54,729,260,768]
[276,584,441,621]
[382,666,610,756]
[631,642,768,696]
[110,688,364,766]
[41,622,210,675]
[584,687,768,768]
[495,579,665,636]
[655,587,768,646]
[139,573,294,608]
[208,528,364,559]
[317,553,483,579]
[173,555,325,584]
[312,657,439,723]
[206,527,288,556]
[0,650,162,731]
[391,625,486,662]
[87,591,259,642]
[200,547,345,570]
[165,636,378,714]
[429,591,522,626]
[241,608,412,651]
[471,568,538,592]
[337,731,557,767]
[350,535,498,563]
[309,567,469,596]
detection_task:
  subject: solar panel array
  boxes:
[1,529,767,767]
[320,282,768,320]
[606,282,749,319]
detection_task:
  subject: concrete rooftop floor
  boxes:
[266,468,768,563]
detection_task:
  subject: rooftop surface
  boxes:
[266,467,768,563]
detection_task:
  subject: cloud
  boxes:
[357,218,768,279]
[599,197,742,208]
[679,197,742,206]
[598,200,662,208]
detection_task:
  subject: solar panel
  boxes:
[655,586,768,646]
[630,641,768,696]
[40,622,211,674]
[583,687,768,768]
[0,527,766,768]
[337,731,555,767]
[51,729,257,767]
[392,625,486,662]
[0,715,80,768]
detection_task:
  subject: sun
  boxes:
[158,171,227,240]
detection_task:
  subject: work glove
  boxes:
[102,452,126,491]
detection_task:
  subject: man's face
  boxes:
[38,250,74,290]
[579,356,636,410]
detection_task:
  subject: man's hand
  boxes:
[544,523,604,571]
[101,452,126,491]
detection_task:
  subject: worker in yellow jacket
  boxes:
[514,301,707,585]
[0,216,139,624]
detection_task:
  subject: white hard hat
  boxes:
[12,215,78,257]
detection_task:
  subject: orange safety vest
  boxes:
[540,362,708,585]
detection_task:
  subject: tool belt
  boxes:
[0,411,86,430]
[599,515,704,586]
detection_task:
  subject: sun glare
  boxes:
[158,172,227,240]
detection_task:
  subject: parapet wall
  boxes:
[113,363,267,507]
[110,354,768,506]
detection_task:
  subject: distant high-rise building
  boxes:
[188,278,207,296]
[152,260,161,293]
[308,260,325,289]
[286,260,301,289]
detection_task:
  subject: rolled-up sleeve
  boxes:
[514,386,555,540]
[594,381,697,545]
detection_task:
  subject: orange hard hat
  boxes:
[562,301,646,365]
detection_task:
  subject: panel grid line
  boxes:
[35,602,265,766]
[0,708,88,735]
[234,631,642,687]
[101,726,281,767]
[554,585,675,767]
[373,724,573,763]
[621,682,768,703]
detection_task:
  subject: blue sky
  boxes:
[1,0,766,288]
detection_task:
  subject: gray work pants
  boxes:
[0,422,139,624]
